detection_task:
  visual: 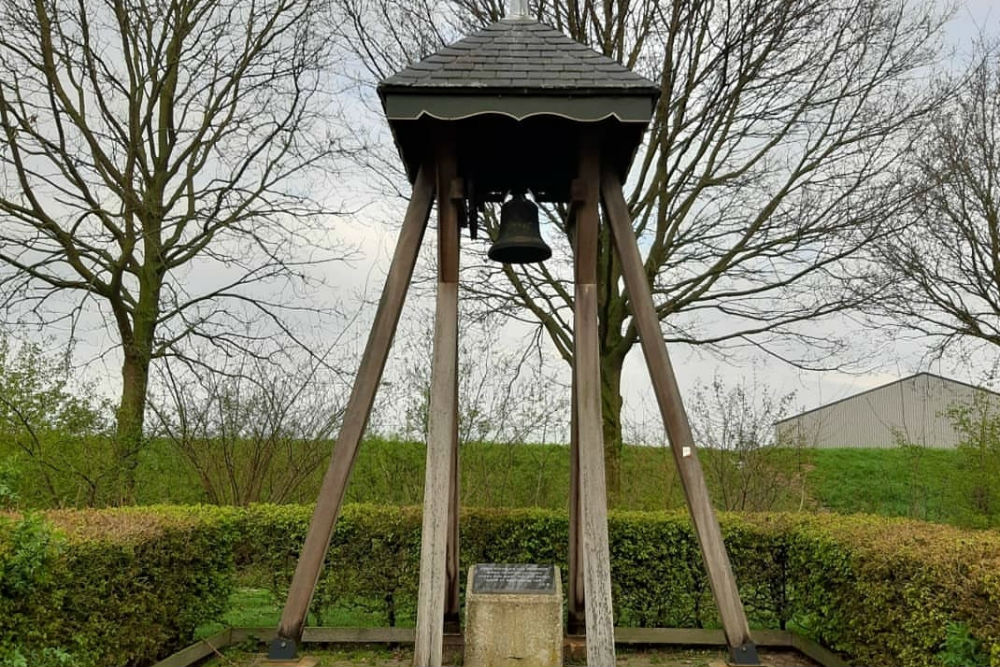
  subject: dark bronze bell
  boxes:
[487,192,552,264]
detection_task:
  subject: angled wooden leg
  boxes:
[270,164,435,659]
[414,139,460,667]
[575,140,616,667]
[601,169,759,665]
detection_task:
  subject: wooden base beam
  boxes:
[158,626,847,667]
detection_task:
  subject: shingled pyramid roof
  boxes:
[377,15,660,195]
[379,17,659,94]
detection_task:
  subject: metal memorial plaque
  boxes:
[472,563,556,594]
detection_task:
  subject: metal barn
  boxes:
[775,373,997,449]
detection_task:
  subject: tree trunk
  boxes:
[596,207,626,499]
[599,355,623,499]
[115,345,150,504]
[112,285,159,505]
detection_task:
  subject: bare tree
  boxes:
[864,46,1000,361]
[0,0,350,500]
[331,0,947,492]
[383,310,567,448]
[689,372,800,512]
[149,350,348,506]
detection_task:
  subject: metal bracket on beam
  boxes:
[728,641,761,666]
[268,637,298,661]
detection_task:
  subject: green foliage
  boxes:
[0,514,68,666]
[0,458,18,509]
[0,337,117,507]
[946,392,1000,527]
[3,505,1000,666]
[237,504,422,627]
[0,514,58,596]
[937,623,989,667]
[228,506,1000,666]
[0,508,237,666]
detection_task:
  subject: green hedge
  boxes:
[0,508,238,666]
[2,505,999,666]
[237,505,1000,666]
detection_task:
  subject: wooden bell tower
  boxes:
[269,5,760,667]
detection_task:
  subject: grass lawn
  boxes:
[196,590,823,666]
[10,428,995,527]
[196,588,401,640]
[804,447,968,524]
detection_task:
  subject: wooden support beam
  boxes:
[567,362,585,635]
[444,168,463,634]
[413,139,461,667]
[568,182,585,634]
[444,387,461,632]
[574,139,616,667]
[600,169,758,664]
[413,281,459,667]
[273,165,435,653]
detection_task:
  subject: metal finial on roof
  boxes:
[509,0,529,18]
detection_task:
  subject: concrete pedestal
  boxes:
[464,564,563,667]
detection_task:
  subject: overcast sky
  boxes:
[7,0,997,440]
[331,0,1000,438]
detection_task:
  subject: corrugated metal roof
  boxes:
[378,18,659,95]
[775,373,997,449]
[774,372,999,425]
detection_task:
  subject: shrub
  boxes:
[938,623,989,667]
[947,391,1000,527]
[2,505,1000,666]
[236,504,423,627]
[0,338,117,508]
[777,513,1000,666]
[0,507,237,666]
[237,506,1000,666]
[0,514,67,666]
[149,357,346,506]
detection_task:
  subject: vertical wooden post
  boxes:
[444,381,461,633]
[270,165,435,659]
[574,138,616,667]
[413,137,460,667]
[601,169,759,665]
[567,363,586,635]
